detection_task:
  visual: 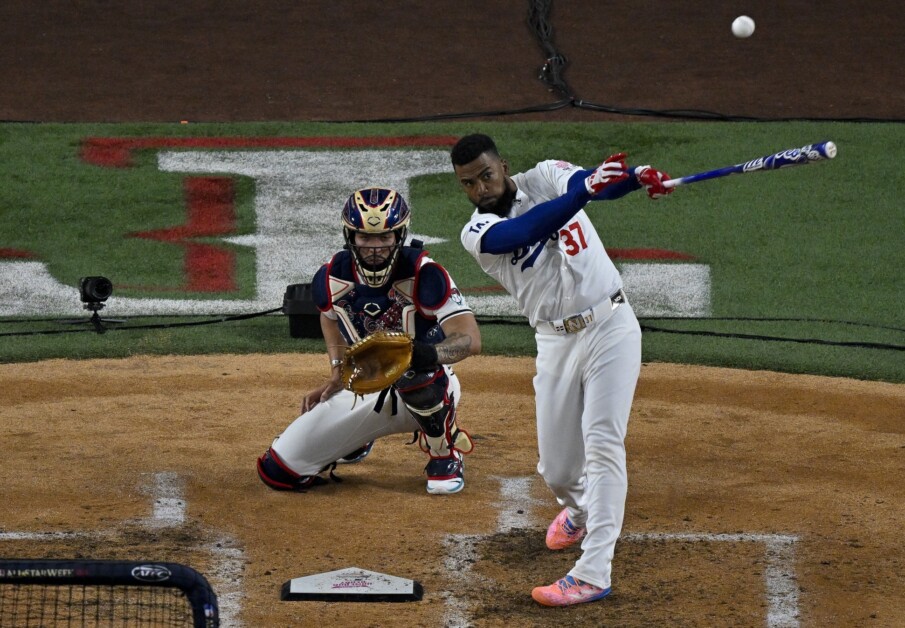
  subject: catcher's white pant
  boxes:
[534,301,641,590]
[271,366,461,476]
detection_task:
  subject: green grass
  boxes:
[2,315,901,383]
[1,121,903,382]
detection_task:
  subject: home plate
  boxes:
[281,567,423,602]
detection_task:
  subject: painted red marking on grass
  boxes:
[607,248,696,261]
[185,244,236,292]
[131,177,236,241]
[129,177,237,292]
[0,248,38,259]
[80,136,459,168]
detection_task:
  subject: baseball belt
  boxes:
[535,289,626,336]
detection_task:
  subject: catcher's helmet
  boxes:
[342,188,411,288]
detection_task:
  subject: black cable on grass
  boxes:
[640,316,905,335]
[340,99,572,124]
[3,312,903,352]
[3,312,903,351]
[0,307,282,337]
[474,316,905,352]
[472,315,905,335]
[636,323,905,352]
[5,314,902,333]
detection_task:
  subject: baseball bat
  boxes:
[662,141,837,189]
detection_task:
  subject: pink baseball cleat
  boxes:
[545,508,586,550]
[531,575,611,607]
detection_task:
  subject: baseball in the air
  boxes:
[732,15,755,38]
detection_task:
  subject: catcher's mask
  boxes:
[342,188,411,288]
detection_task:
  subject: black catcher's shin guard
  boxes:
[395,368,473,458]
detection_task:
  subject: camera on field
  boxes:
[79,276,113,307]
[64,275,123,333]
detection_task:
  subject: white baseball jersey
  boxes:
[459,157,642,590]
[460,159,623,326]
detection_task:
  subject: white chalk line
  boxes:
[141,470,186,528]
[0,472,245,627]
[441,477,800,628]
[441,476,545,627]
[441,534,485,628]
[623,532,800,628]
[4,476,800,627]
[141,472,245,626]
[0,531,90,541]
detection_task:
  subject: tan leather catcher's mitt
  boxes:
[340,331,413,395]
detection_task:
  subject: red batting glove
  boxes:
[585,152,629,195]
[635,165,672,199]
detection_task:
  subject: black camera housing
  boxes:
[283,283,321,338]
[79,276,113,303]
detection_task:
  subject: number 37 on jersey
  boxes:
[516,220,588,270]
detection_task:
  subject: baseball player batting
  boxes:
[257,188,481,495]
[450,134,672,607]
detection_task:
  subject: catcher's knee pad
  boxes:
[256,448,325,492]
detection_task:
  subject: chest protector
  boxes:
[312,244,446,346]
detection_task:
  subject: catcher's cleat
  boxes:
[424,451,464,495]
[338,440,375,464]
[531,575,611,607]
[545,508,586,550]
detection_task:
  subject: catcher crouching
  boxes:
[257,187,481,495]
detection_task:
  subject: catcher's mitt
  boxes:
[341,331,414,395]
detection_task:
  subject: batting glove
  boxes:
[585,152,629,195]
[635,165,673,199]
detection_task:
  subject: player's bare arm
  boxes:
[435,312,482,364]
[300,313,347,413]
[408,312,481,372]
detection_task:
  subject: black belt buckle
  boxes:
[610,289,625,310]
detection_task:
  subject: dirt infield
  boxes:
[2,355,903,626]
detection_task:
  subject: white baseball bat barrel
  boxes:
[662,141,837,189]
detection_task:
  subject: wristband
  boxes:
[410,341,439,372]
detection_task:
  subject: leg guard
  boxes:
[395,368,473,458]
[256,448,329,492]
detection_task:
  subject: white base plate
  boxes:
[281,567,423,602]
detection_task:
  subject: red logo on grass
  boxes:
[81,136,458,293]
